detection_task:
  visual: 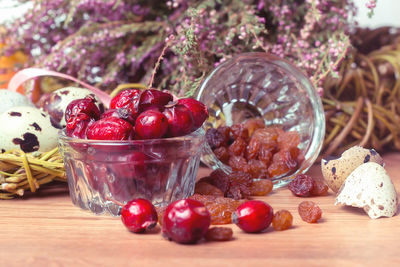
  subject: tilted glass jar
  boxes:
[197,52,325,188]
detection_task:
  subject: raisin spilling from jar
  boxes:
[206,118,302,179]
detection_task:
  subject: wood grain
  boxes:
[1,154,400,267]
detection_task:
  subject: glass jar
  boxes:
[58,128,205,216]
[197,52,325,188]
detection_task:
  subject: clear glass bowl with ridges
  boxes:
[197,52,325,188]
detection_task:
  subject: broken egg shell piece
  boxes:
[335,162,398,219]
[321,146,384,193]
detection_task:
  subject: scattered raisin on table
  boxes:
[311,179,329,196]
[205,227,233,241]
[288,174,315,197]
[249,179,273,196]
[195,181,224,197]
[272,210,293,231]
[156,206,167,226]
[298,201,322,223]
[190,194,245,225]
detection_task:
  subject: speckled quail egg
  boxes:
[0,106,60,153]
[0,90,34,115]
[335,162,398,219]
[321,146,384,193]
[39,87,104,127]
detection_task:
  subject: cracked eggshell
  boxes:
[0,90,34,114]
[321,146,384,193]
[39,87,104,127]
[335,162,398,219]
[0,106,60,153]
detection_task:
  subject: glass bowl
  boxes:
[197,52,325,188]
[58,128,205,216]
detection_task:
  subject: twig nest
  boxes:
[335,162,398,219]
[321,146,384,193]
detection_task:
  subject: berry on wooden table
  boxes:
[120,198,158,233]
[232,200,274,233]
[162,199,211,244]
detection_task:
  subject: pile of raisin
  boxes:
[206,118,303,179]
[195,169,273,200]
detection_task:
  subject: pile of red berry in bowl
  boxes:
[58,88,208,216]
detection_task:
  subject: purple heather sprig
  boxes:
[0,0,371,96]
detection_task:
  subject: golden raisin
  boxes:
[243,117,265,137]
[272,210,293,231]
[230,124,249,141]
[298,201,322,223]
[228,155,249,172]
[247,159,268,178]
[190,194,245,224]
[311,179,329,196]
[213,146,230,164]
[195,181,224,197]
[228,138,247,156]
[249,179,273,196]
[277,131,300,150]
[205,227,233,241]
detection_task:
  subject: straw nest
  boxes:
[0,147,66,199]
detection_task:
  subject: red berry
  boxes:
[101,108,137,125]
[135,110,168,139]
[121,198,158,233]
[109,151,149,179]
[65,97,101,122]
[66,112,95,138]
[232,200,274,233]
[87,117,134,140]
[177,98,208,129]
[162,199,211,244]
[139,89,173,111]
[163,104,195,137]
[110,89,141,109]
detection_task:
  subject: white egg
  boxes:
[335,162,398,219]
[0,90,34,114]
[40,87,104,127]
[0,106,60,153]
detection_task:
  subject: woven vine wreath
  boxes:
[321,31,400,158]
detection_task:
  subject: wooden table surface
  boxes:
[1,153,400,267]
